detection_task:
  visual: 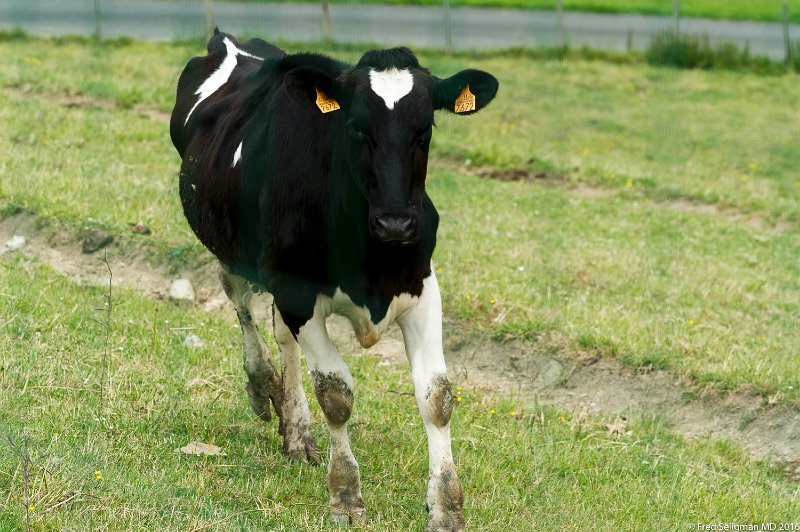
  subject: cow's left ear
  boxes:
[432,69,498,115]
[284,66,347,114]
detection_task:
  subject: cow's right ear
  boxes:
[284,67,346,115]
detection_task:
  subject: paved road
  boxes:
[1,0,798,59]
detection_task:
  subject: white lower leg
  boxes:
[298,304,365,522]
[273,307,319,463]
[414,371,463,532]
[398,273,465,532]
[219,267,281,422]
[325,423,365,523]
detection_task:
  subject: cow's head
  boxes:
[286,48,498,243]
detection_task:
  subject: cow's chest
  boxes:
[322,288,418,348]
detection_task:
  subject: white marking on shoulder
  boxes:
[231,141,243,167]
[185,37,263,125]
[369,68,414,110]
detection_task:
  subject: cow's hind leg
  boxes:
[398,272,464,532]
[295,305,366,524]
[273,307,320,463]
[219,266,282,422]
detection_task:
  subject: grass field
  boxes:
[1,37,799,401]
[220,0,800,23]
[1,35,800,527]
[2,258,799,529]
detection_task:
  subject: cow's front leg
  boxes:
[398,272,464,532]
[219,266,282,422]
[296,305,366,524]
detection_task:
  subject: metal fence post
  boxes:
[205,0,214,41]
[672,0,680,37]
[94,0,101,42]
[322,0,332,42]
[443,0,453,52]
[556,0,565,48]
[783,1,791,65]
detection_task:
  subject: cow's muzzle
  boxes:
[370,213,418,243]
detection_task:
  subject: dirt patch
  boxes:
[437,159,792,233]
[3,211,800,474]
[477,168,560,182]
[448,332,800,469]
[2,85,170,123]
[664,198,791,233]
[57,93,115,111]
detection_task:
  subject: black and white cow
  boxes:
[170,30,497,531]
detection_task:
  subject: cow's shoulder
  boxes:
[273,52,350,80]
[240,37,285,61]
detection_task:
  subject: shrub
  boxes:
[645,31,776,73]
[646,32,711,69]
[790,42,800,73]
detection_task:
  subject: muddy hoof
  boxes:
[281,422,320,465]
[425,512,465,532]
[246,382,274,422]
[425,464,464,532]
[328,506,366,525]
[283,439,320,465]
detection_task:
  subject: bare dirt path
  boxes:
[3,211,800,476]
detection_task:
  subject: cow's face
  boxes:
[288,49,498,243]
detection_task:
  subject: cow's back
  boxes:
[170,31,283,156]
[170,31,285,278]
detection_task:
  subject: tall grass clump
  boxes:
[645,32,776,73]
[790,42,800,73]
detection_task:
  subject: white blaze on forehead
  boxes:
[369,68,414,110]
[231,141,243,168]
[185,37,263,125]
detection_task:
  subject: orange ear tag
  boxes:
[454,85,476,114]
[315,88,341,113]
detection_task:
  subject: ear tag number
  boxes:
[316,88,341,113]
[454,85,476,114]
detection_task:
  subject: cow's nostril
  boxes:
[371,213,416,242]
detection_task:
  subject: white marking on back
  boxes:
[231,141,243,167]
[185,37,263,125]
[369,68,414,110]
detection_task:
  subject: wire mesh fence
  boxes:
[1,0,799,61]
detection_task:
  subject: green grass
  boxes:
[2,34,800,528]
[214,0,800,24]
[2,37,799,400]
[2,257,799,529]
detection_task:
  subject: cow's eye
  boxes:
[347,121,371,144]
[416,126,432,148]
